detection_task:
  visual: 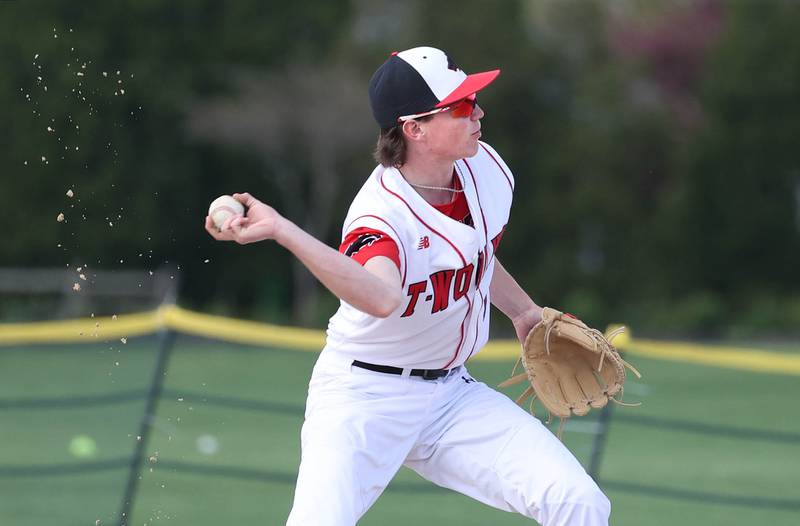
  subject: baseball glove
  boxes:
[499,307,641,436]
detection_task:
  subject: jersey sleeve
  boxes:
[339,227,401,270]
[490,225,506,253]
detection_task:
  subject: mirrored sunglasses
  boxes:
[398,95,478,122]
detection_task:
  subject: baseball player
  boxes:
[206,47,610,526]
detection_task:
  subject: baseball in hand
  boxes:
[208,195,245,230]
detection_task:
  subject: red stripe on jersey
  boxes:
[461,160,488,238]
[463,290,489,363]
[442,293,472,369]
[491,226,506,253]
[461,159,493,273]
[339,227,401,270]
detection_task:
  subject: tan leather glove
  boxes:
[499,307,641,436]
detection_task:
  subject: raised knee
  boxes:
[537,476,610,525]
[588,485,611,518]
[574,477,609,512]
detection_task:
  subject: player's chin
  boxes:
[465,140,481,158]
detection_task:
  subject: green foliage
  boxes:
[1,0,797,334]
[727,293,800,339]
[628,290,729,338]
[0,0,349,317]
[673,0,800,296]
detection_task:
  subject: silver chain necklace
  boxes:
[407,180,464,193]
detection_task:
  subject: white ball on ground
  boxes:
[196,434,219,455]
[208,195,245,230]
[68,434,97,458]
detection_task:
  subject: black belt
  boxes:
[352,360,450,380]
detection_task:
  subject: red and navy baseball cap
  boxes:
[368,47,501,129]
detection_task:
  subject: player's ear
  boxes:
[401,119,425,142]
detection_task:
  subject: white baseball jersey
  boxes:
[324,141,514,369]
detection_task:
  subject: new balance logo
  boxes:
[417,236,430,249]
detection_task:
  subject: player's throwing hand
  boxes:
[204,192,283,244]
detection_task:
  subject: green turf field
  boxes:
[1,335,798,526]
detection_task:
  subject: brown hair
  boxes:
[372,116,433,168]
[373,126,406,168]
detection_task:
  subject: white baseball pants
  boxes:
[286,351,610,526]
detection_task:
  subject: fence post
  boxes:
[117,326,176,526]
[588,402,613,481]
[588,347,632,481]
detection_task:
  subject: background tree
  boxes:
[1,0,798,336]
[185,65,374,324]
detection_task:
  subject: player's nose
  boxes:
[471,103,484,120]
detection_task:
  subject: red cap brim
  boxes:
[435,69,501,108]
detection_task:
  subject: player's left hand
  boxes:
[511,307,542,346]
[500,307,642,437]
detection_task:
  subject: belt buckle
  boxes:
[421,369,444,380]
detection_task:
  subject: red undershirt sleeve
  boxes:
[339,227,401,271]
